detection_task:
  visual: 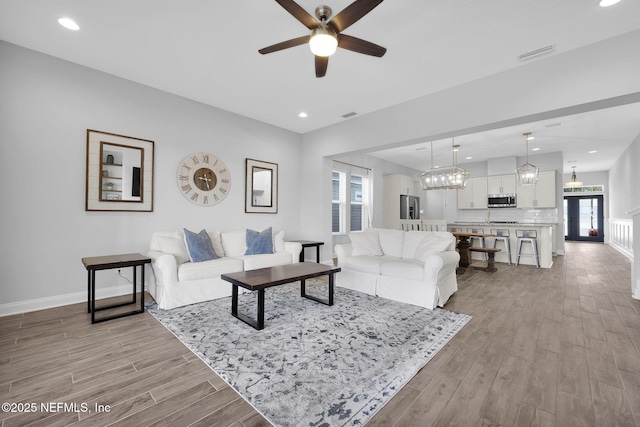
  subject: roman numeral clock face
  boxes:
[177,153,230,206]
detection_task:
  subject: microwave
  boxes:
[487,194,516,208]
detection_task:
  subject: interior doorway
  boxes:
[564,195,604,242]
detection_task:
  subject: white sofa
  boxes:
[147,229,302,309]
[334,228,460,309]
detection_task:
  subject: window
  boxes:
[332,171,343,233]
[332,162,371,234]
[563,185,604,193]
[350,175,363,232]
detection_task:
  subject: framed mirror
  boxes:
[245,158,278,213]
[86,129,154,211]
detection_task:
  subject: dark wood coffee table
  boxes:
[221,262,341,330]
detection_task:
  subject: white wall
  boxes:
[299,29,640,263]
[609,134,640,220]
[0,41,303,312]
[608,134,640,300]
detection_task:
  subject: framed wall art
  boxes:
[85,129,154,212]
[245,158,278,214]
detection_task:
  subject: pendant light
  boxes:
[565,166,584,187]
[516,132,539,185]
[418,138,470,190]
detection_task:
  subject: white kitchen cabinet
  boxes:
[487,174,516,194]
[384,174,418,196]
[517,170,556,208]
[457,177,488,209]
[383,174,421,229]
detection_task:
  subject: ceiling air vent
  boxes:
[342,112,357,119]
[518,44,555,62]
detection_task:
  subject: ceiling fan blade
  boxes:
[329,0,384,33]
[275,0,318,30]
[315,56,328,78]
[338,34,386,57]
[259,35,309,54]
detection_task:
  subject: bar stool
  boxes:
[490,229,511,265]
[467,228,487,260]
[516,230,539,268]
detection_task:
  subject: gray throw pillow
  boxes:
[183,228,219,262]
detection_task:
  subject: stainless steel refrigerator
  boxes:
[400,195,420,219]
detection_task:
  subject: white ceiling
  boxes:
[1,0,639,173]
[368,102,640,174]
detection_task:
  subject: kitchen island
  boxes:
[449,222,555,268]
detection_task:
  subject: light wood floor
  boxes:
[1,242,639,426]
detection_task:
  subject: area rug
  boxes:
[148,280,471,427]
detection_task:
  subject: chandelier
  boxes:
[516,132,539,185]
[418,138,470,190]
[565,166,584,187]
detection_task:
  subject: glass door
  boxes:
[564,195,604,242]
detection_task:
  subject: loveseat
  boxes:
[147,228,302,309]
[334,228,460,309]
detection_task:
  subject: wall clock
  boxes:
[177,153,230,206]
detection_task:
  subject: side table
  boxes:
[290,240,324,263]
[81,253,151,324]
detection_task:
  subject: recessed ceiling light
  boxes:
[58,17,80,31]
[599,0,621,7]
[589,150,598,154]
[298,112,308,118]
[532,148,540,151]
[465,156,472,160]
[526,135,535,141]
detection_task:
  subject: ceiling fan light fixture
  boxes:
[309,27,338,57]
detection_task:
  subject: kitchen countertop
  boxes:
[450,221,557,268]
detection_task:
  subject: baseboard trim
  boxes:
[0,284,142,317]
[608,242,634,261]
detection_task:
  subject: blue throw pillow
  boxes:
[183,228,218,262]
[245,227,274,255]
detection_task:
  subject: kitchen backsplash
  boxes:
[451,208,559,224]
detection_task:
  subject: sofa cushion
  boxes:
[350,231,383,256]
[414,234,452,262]
[344,255,384,275]
[155,232,190,264]
[245,227,274,255]
[376,229,404,258]
[183,228,219,262]
[207,230,225,257]
[178,257,244,281]
[237,252,292,271]
[221,231,246,257]
[274,230,285,252]
[380,259,424,281]
[401,231,427,259]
